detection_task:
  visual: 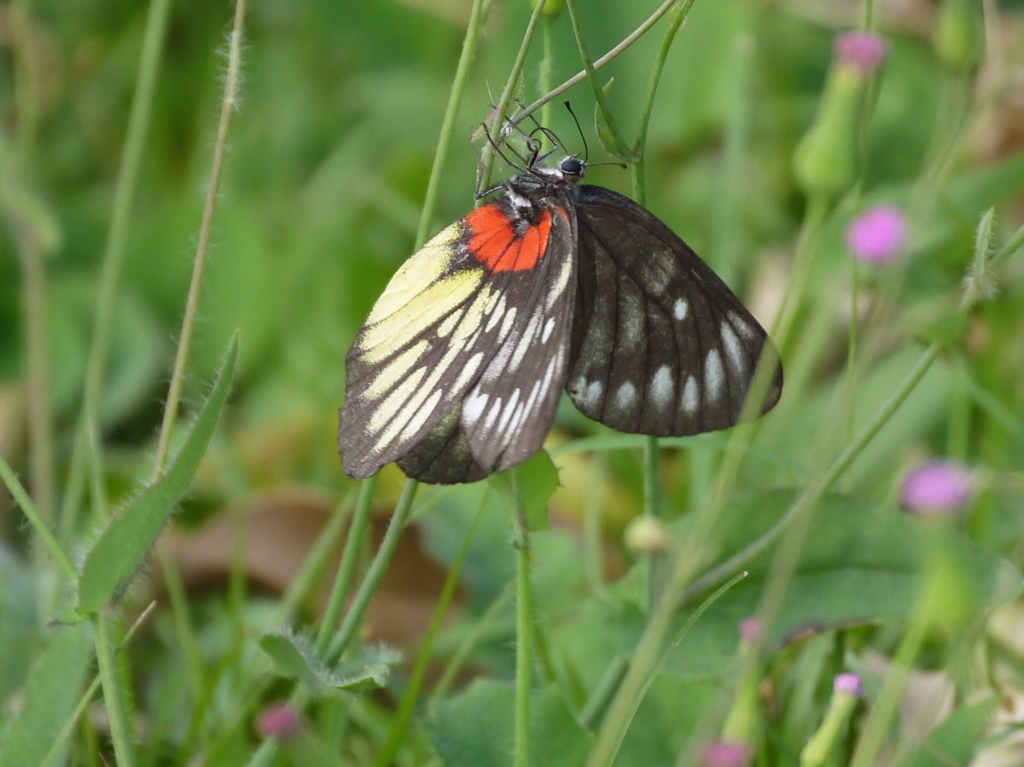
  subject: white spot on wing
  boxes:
[721,323,746,376]
[483,396,503,431]
[650,366,673,408]
[616,381,637,409]
[542,317,556,344]
[496,389,522,434]
[499,306,518,338]
[673,299,689,321]
[729,311,759,342]
[452,351,486,392]
[576,379,603,409]
[681,376,699,414]
[704,349,724,401]
[485,295,507,332]
[462,390,488,425]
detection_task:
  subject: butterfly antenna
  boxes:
[564,100,588,163]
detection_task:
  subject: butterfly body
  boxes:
[339,153,782,484]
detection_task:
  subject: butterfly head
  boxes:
[556,155,587,182]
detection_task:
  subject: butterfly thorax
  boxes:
[500,155,586,227]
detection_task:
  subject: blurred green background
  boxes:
[2,0,1024,761]
[6,0,1020,498]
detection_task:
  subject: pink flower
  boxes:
[834,31,888,74]
[846,205,907,263]
[257,702,302,741]
[900,461,974,516]
[834,672,864,697]
[739,618,764,644]
[701,741,753,767]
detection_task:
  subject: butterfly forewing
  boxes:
[567,185,782,436]
[339,221,519,479]
[340,195,577,484]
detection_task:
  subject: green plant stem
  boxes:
[316,478,377,652]
[513,475,533,767]
[517,0,688,124]
[41,603,155,767]
[642,435,661,612]
[94,611,136,767]
[539,16,555,129]
[58,0,172,545]
[685,341,941,600]
[276,492,355,622]
[848,613,929,767]
[564,0,629,153]
[632,0,697,202]
[18,228,55,530]
[625,0,698,616]
[429,587,515,705]
[587,341,941,767]
[845,258,861,450]
[373,492,488,767]
[579,656,630,729]
[478,0,548,190]
[159,547,204,701]
[0,453,77,582]
[326,479,420,664]
[150,0,246,480]
[415,0,487,247]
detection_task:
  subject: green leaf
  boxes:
[489,450,559,531]
[425,680,591,767]
[77,336,239,613]
[905,698,998,767]
[259,630,399,692]
[607,490,1019,680]
[0,624,91,767]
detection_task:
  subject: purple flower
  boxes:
[834,31,888,74]
[901,461,974,516]
[739,618,764,644]
[701,741,753,767]
[833,672,864,697]
[846,205,907,263]
[257,702,301,741]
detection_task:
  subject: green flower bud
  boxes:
[799,674,863,767]
[792,32,887,198]
[935,0,983,73]
[531,0,564,18]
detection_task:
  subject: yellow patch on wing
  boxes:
[365,224,461,326]
[360,269,482,363]
[367,365,429,435]
[363,340,429,400]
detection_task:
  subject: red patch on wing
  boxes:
[465,204,554,272]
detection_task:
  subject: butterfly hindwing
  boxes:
[567,185,782,436]
[460,201,576,472]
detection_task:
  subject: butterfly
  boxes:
[338,133,783,484]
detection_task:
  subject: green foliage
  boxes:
[78,335,238,613]
[259,630,399,693]
[1,0,1023,765]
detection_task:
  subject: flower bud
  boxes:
[935,0,983,73]
[257,702,302,741]
[799,673,863,767]
[701,741,753,767]
[793,32,887,198]
[531,0,564,18]
[624,515,672,555]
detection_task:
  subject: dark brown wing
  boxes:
[567,185,782,436]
